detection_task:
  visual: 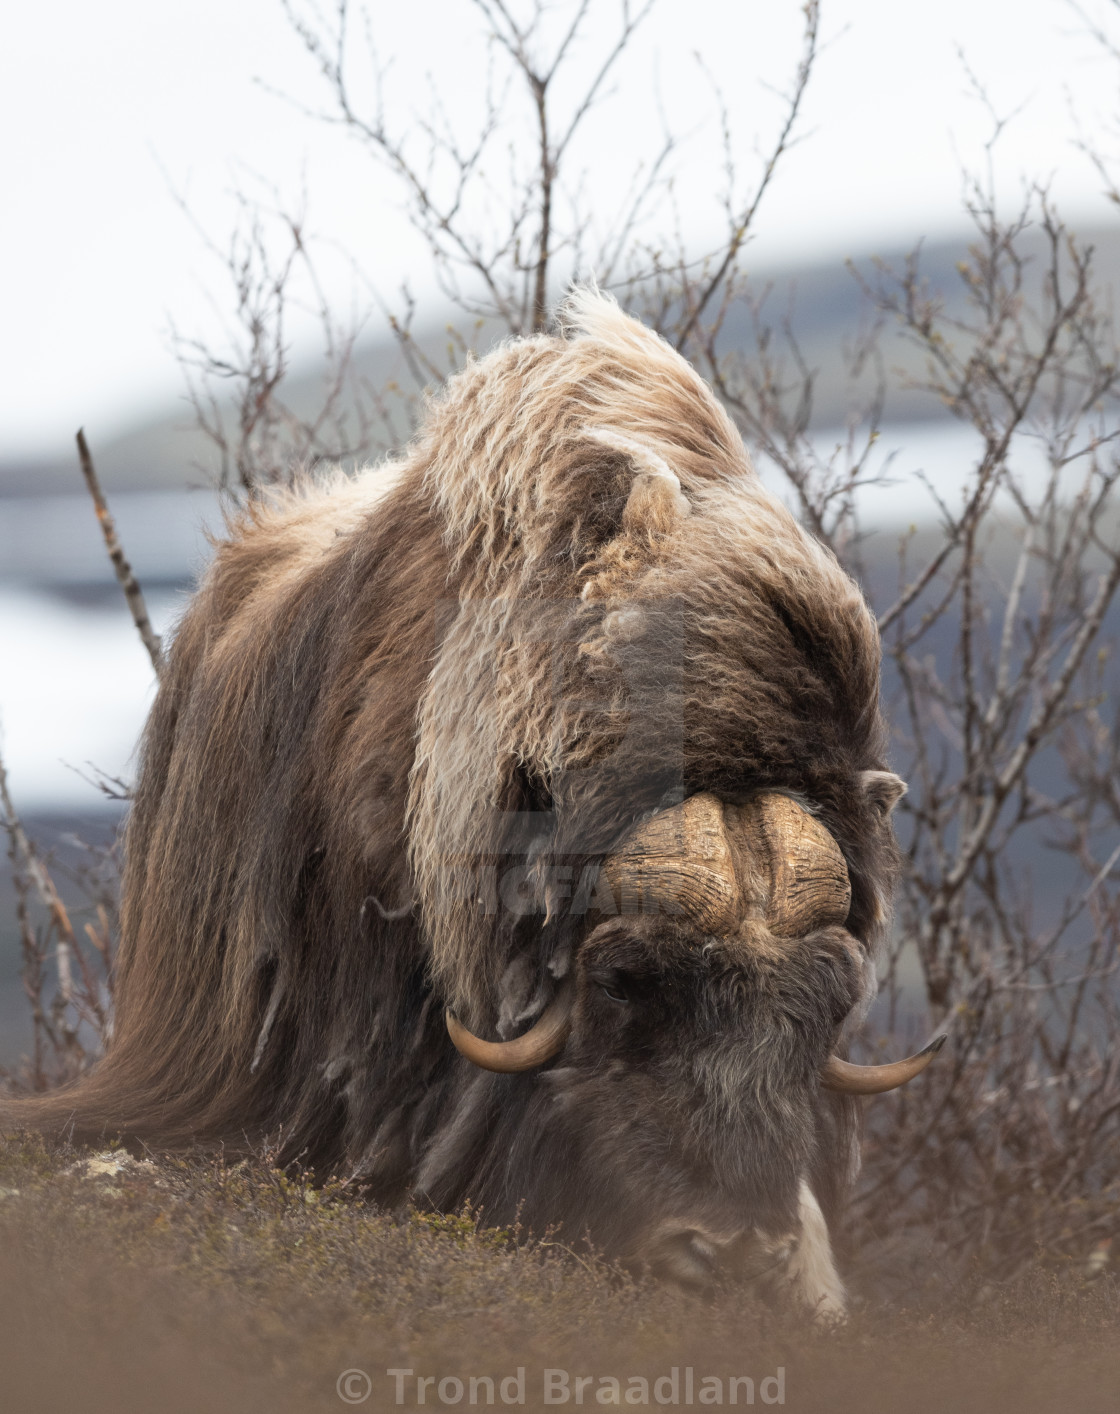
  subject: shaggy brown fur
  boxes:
[2,290,900,1309]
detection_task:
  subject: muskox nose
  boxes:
[645,1226,799,1289]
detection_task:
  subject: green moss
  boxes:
[408,1204,514,1250]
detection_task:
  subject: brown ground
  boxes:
[0,1134,1116,1414]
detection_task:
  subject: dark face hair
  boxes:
[454,913,862,1283]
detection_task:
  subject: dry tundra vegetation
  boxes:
[4,1,1120,1408]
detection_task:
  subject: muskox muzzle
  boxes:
[445,792,944,1091]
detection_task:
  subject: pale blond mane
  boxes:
[405,287,873,1018]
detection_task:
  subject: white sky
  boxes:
[2,0,1120,463]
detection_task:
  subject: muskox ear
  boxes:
[585,426,691,532]
[621,470,689,536]
[858,770,907,816]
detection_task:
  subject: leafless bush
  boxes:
[0,433,142,1088]
[6,0,1120,1291]
[689,136,1120,1280]
[0,753,116,1091]
[178,0,821,492]
[168,182,399,493]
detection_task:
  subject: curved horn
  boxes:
[446,987,574,1073]
[820,1033,947,1095]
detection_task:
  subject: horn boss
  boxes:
[446,793,943,1091]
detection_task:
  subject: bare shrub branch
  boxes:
[76,429,164,677]
[0,747,114,1087]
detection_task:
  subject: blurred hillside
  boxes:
[8,226,1119,500]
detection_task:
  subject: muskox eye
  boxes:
[597,979,630,1004]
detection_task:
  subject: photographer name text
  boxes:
[348,1366,786,1406]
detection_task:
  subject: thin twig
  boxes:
[0,747,78,1022]
[76,429,164,676]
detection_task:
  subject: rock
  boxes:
[65,1150,153,1180]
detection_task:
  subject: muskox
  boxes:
[5,289,939,1318]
